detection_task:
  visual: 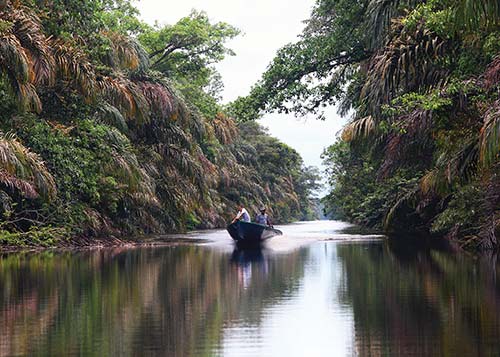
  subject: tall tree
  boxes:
[139,11,240,117]
[234,0,500,250]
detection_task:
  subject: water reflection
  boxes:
[0,245,306,356]
[230,248,264,265]
[337,241,500,356]
[0,222,499,356]
[230,248,267,290]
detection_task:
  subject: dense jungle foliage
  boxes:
[234,0,500,251]
[0,0,320,247]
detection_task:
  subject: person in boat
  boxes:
[255,207,273,227]
[232,203,251,223]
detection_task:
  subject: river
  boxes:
[1,221,499,356]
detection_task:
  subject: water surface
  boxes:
[1,221,499,356]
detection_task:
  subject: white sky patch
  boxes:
[137,0,347,190]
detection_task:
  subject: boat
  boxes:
[227,221,282,246]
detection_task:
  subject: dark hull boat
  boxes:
[227,221,282,247]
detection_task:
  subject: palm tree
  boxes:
[480,99,500,168]
[453,0,500,30]
[0,132,56,200]
[335,0,500,243]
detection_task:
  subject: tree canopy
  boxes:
[235,0,500,250]
[0,0,320,247]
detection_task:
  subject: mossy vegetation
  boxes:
[0,1,320,247]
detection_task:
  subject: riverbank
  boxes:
[0,220,461,254]
[0,233,211,253]
[0,220,366,253]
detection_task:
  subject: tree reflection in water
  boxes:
[0,245,305,357]
[336,241,500,356]
[1,240,500,356]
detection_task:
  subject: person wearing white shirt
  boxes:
[232,203,250,223]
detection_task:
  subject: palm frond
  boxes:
[0,169,38,199]
[104,32,150,71]
[0,133,56,199]
[366,0,419,48]
[162,144,204,183]
[51,39,96,98]
[92,125,159,208]
[0,33,30,83]
[453,0,500,31]
[383,187,418,230]
[196,147,217,176]
[342,116,377,142]
[477,168,500,250]
[8,6,55,85]
[480,100,500,167]
[0,33,43,112]
[484,56,500,89]
[156,123,192,147]
[137,80,176,119]
[185,107,206,141]
[96,103,128,132]
[447,139,479,182]
[230,142,258,166]
[420,168,448,196]
[379,109,433,178]
[15,81,41,113]
[420,139,479,195]
[98,76,149,123]
[361,19,449,112]
[212,113,238,144]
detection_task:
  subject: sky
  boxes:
[137,0,347,176]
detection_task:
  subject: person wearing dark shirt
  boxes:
[255,207,272,227]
